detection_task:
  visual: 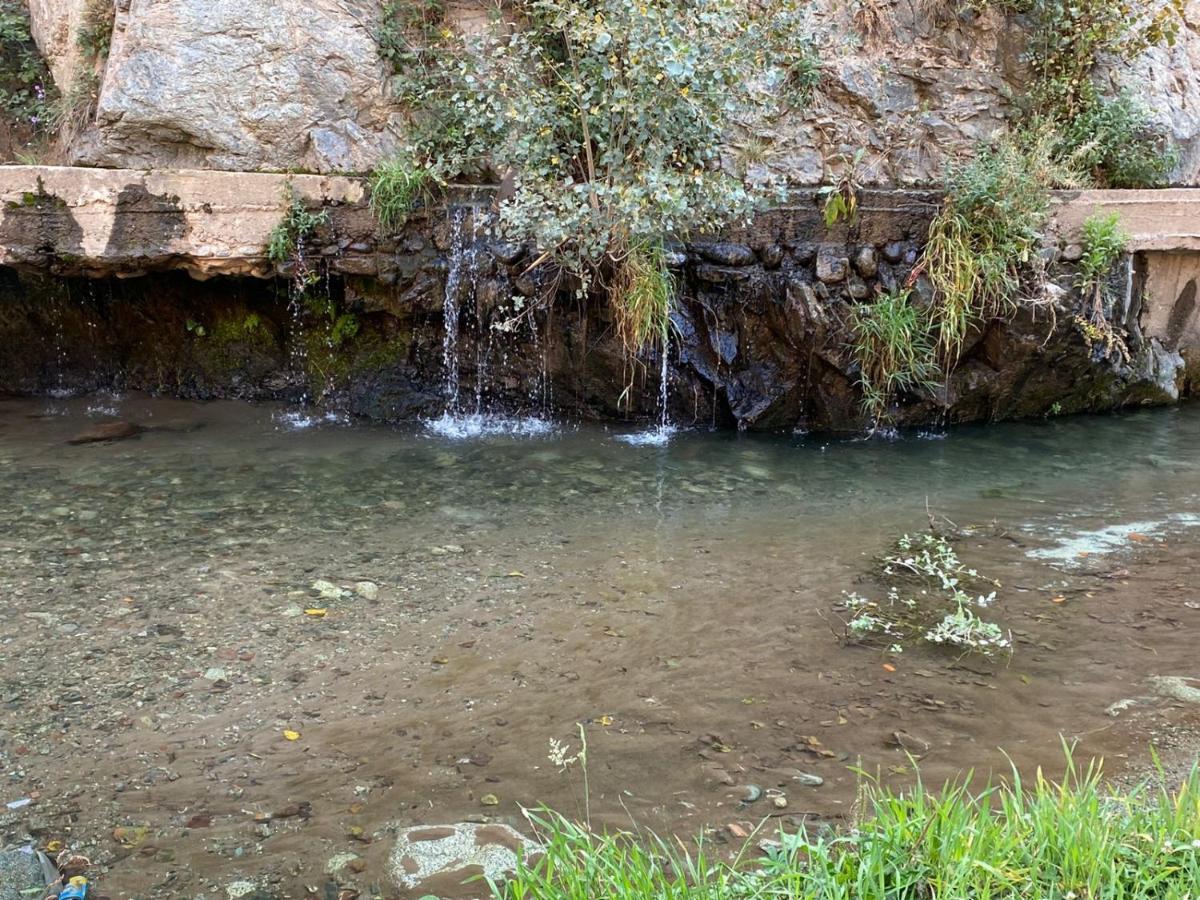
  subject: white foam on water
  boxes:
[1027,512,1200,563]
[424,412,556,440]
[615,425,677,447]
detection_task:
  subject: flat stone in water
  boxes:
[388,822,538,893]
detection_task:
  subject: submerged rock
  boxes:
[67,421,143,444]
[388,822,538,894]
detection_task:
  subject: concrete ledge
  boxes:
[0,166,375,279]
[3,167,1200,279]
[1048,189,1200,252]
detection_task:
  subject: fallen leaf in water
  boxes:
[1077,551,1090,558]
[596,715,614,727]
[432,656,449,665]
[727,822,749,839]
[507,571,526,578]
[1051,595,1065,604]
[45,840,63,853]
[1128,532,1148,542]
[283,730,301,741]
[480,793,500,806]
[1019,674,1031,684]
[602,626,623,638]
[112,825,149,847]
[303,608,327,618]
[882,663,897,672]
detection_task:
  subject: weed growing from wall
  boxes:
[921,129,1079,367]
[367,155,434,232]
[1072,211,1131,362]
[76,0,115,59]
[850,289,939,422]
[266,184,331,282]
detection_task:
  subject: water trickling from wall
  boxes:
[276,243,345,430]
[426,207,555,439]
[617,330,676,446]
[440,207,471,412]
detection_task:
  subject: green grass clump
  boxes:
[611,241,673,358]
[494,752,1200,899]
[922,129,1077,367]
[850,289,939,422]
[368,156,434,232]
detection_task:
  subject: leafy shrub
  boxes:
[1059,94,1178,188]
[850,289,939,421]
[1077,212,1129,298]
[383,0,820,352]
[1021,0,1184,118]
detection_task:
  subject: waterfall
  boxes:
[616,328,676,446]
[425,207,554,439]
[441,207,469,411]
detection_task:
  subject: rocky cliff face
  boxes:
[16,0,1200,185]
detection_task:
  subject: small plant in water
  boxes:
[838,529,1009,657]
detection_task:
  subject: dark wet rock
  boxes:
[882,240,907,263]
[694,242,756,267]
[710,327,739,365]
[787,241,817,264]
[758,244,784,269]
[663,248,689,269]
[67,421,144,444]
[489,241,525,264]
[847,276,870,300]
[854,246,879,278]
[816,249,849,284]
[696,264,752,285]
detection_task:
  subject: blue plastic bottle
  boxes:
[58,877,88,899]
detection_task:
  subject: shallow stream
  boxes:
[1,395,1198,897]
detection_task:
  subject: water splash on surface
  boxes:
[616,424,677,446]
[615,328,676,446]
[274,409,351,431]
[425,412,556,440]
